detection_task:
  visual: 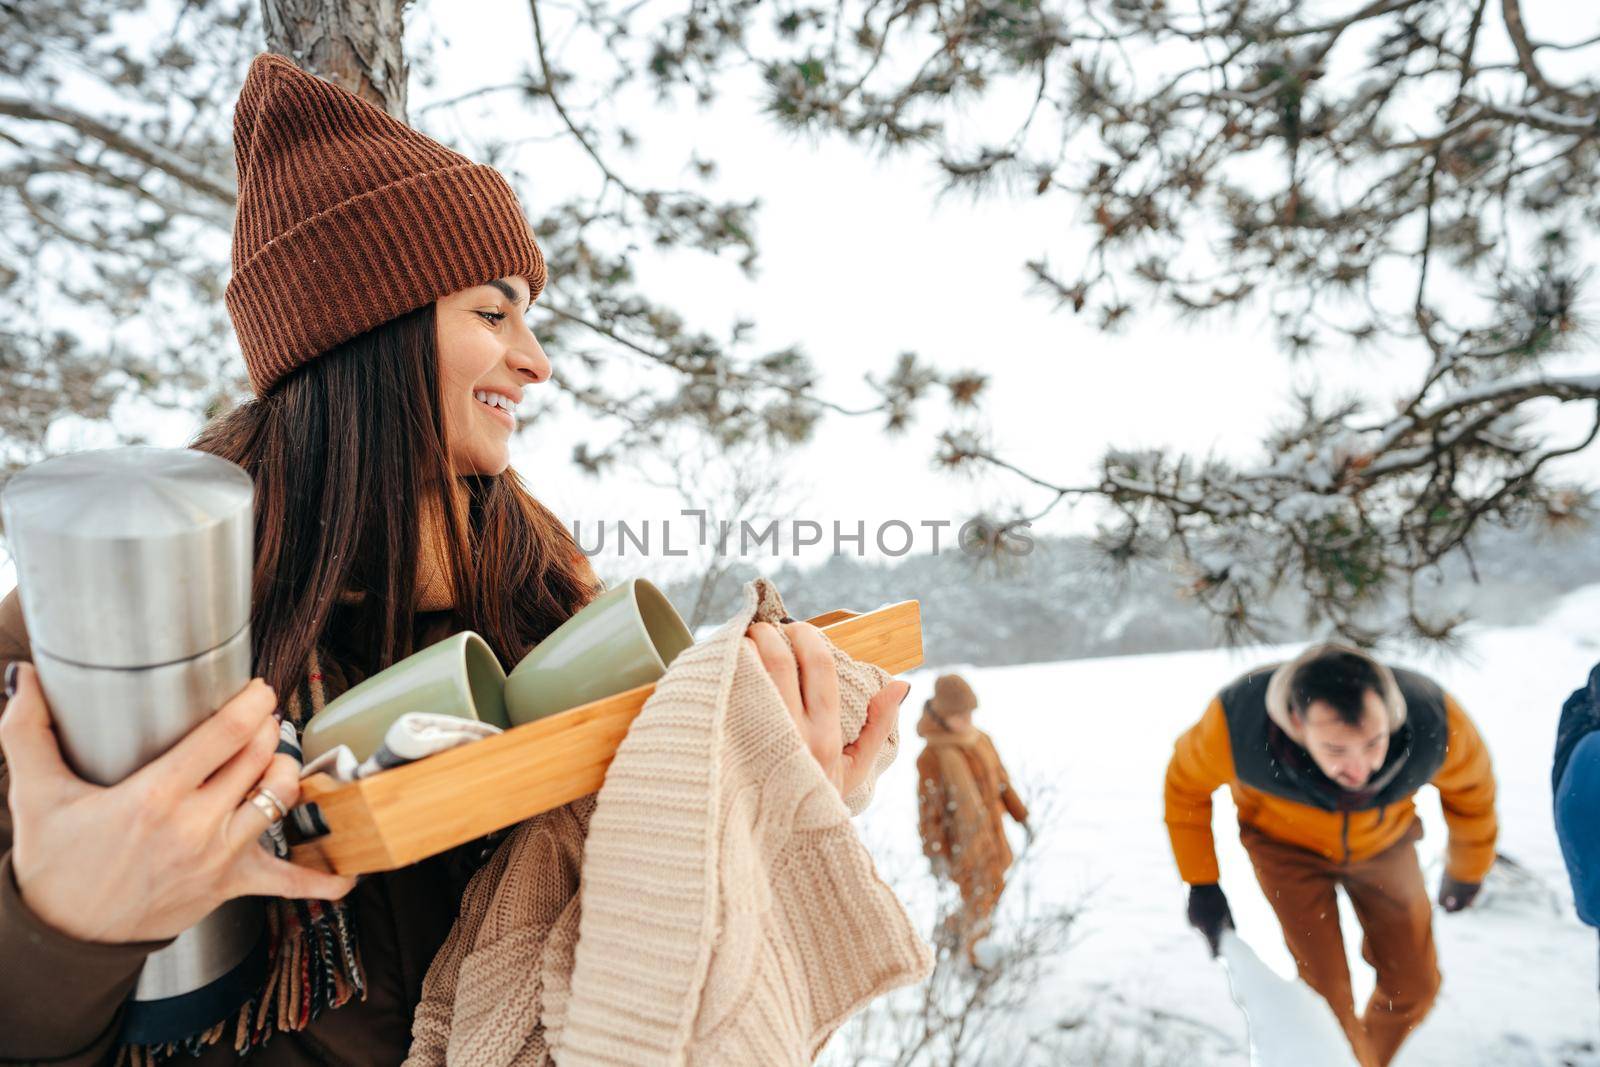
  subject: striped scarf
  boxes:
[119,652,367,1066]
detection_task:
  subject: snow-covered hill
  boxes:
[842,584,1600,1065]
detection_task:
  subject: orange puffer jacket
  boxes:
[1164,660,1498,886]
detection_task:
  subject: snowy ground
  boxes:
[839,584,1600,1065]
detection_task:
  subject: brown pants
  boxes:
[938,858,1004,966]
[1241,818,1440,1067]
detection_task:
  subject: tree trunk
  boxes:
[259,0,410,120]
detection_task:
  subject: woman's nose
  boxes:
[509,322,552,384]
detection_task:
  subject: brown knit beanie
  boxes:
[928,673,978,717]
[226,53,546,395]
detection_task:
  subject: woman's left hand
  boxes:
[744,621,910,799]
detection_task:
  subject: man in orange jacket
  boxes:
[1165,644,1497,1067]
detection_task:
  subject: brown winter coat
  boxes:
[0,588,500,1066]
[914,711,1029,925]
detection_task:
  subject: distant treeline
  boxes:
[655,523,1600,668]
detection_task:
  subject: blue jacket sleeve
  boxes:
[1555,731,1600,928]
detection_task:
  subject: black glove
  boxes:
[1187,883,1234,957]
[1438,874,1481,913]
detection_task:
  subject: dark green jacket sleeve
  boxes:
[0,589,170,1065]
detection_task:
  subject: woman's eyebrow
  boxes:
[487,278,529,308]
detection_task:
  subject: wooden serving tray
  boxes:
[288,599,922,875]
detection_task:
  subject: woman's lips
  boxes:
[474,389,518,430]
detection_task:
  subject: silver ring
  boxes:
[248,786,289,825]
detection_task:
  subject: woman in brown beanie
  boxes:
[0,53,904,1066]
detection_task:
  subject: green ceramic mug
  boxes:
[504,577,695,726]
[300,631,509,763]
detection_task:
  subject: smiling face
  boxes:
[435,277,552,476]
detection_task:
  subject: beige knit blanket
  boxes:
[405,576,933,1066]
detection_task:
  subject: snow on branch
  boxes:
[1469,99,1600,135]
[1366,372,1600,463]
[0,95,238,205]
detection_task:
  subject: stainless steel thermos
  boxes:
[1,446,267,1044]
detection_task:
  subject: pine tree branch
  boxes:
[0,133,231,226]
[0,95,237,205]
[527,0,645,200]
[1269,0,1428,40]
[1366,372,1600,461]
[1500,0,1584,107]
[538,299,888,417]
[1469,98,1600,134]
[1531,31,1600,53]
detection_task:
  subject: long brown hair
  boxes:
[192,302,596,697]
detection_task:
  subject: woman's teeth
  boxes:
[474,390,517,414]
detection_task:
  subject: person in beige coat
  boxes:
[915,674,1031,965]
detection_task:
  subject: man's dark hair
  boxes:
[1288,650,1386,727]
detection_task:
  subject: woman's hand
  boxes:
[744,621,910,799]
[1,663,357,944]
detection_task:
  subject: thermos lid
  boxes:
[1,446,254,668]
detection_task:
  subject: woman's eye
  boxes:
[477,311,506,324]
